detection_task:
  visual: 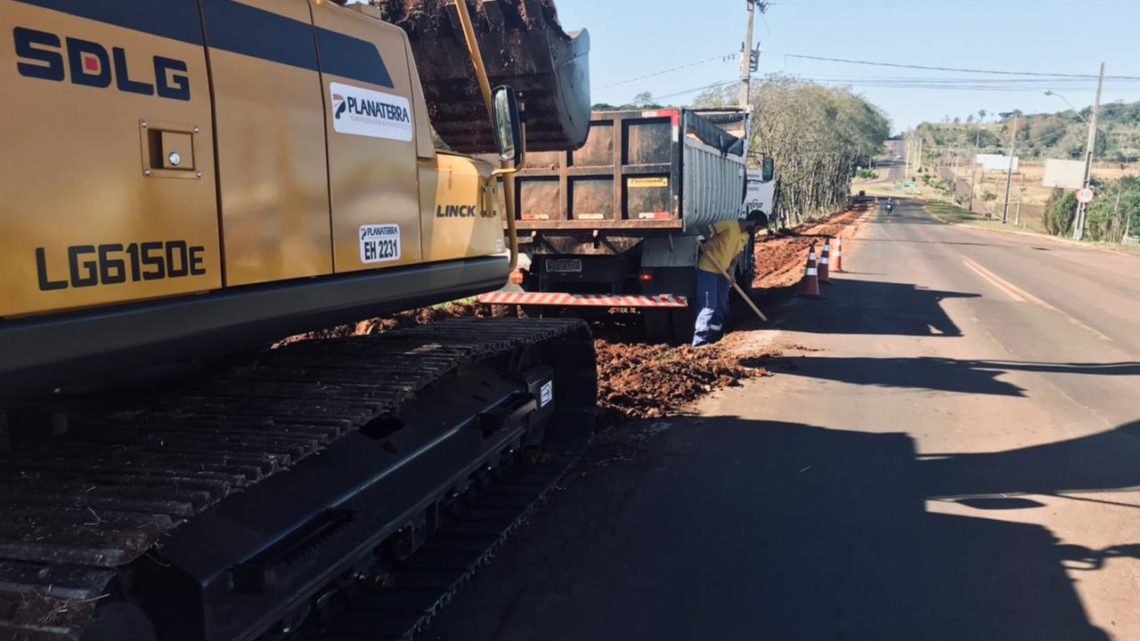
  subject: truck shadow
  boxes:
[774,280,980,337]
[424,418,1140,641]
[755,356,1140,397]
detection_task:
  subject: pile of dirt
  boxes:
[752,209,862,290]
[279,300,488,345]
[594,341,772,429]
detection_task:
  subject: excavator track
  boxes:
[0,318,596,641]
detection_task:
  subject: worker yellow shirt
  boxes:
[698,220,749,274]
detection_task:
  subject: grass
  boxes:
[922,200,986,225]
[921,199,1140,253]
[923,199,1050,234]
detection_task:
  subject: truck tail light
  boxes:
[639,272,654,284]
[509,268,526,285]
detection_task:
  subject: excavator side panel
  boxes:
[311,3,424,273]
[419,153,504,263]
[0,0,221,317]
[201,0,334,286]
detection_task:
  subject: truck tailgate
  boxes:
[507,109,747,231]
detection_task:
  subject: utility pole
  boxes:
[1002,115,1018,224]
[1074,62,1105,240]
[1111,185,1123,241]
[1015,185,1024,226]
[968,130,981,212]
[739,1,766,108]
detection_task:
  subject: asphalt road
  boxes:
[425,202,1140,641]
[867,139,907,185]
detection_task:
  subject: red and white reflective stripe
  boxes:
[820,257,829,264]
[478,291,689,308]
[805,268,818,276]
[643,109,681,125]
[809,253,817,260]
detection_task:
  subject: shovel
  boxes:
[701,252,768,323]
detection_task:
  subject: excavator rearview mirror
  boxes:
[492,86,524,165]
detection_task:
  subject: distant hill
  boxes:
[914,100,1140,164]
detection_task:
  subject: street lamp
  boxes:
[1043,90,1090,124]
[1044,62,1104,241]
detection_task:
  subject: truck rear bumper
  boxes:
[478,292,688,308]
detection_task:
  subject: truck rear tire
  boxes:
[670,307,695,345]
[643,310,672,343]
[643,307,695,345]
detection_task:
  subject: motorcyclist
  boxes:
[885,198,895,214]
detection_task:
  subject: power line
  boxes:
[797,75,1137,86]
[769,51,1140,81]
[597,53,737,90]
[653,79,737,101]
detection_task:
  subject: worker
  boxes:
[693,209,768,346]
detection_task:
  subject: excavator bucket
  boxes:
[382,0,590,153]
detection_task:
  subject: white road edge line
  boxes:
[961,256,1115,343]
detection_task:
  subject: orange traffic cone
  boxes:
[819,238,832,284]
[835,237,844,272]
[799,244,822,298]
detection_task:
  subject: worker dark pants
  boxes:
[693,269,729,346]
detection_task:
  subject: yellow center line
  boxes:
[961,256,1115,343]
[962,257,1027,303]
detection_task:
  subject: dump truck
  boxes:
[0,1,595,639]
[477,107,760,342]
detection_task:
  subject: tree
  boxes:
[953,117,961,125]
[695,76,890,226]
[1044,189,1076,236]
[978,109,987,122]
[966,114,975,124]
[632,92,655,107]
[1079,176,1140,241]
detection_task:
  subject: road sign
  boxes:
[1077,187,1095,204]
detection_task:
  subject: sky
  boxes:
[555,0,1140,132]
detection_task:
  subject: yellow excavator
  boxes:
[0,1,593,639]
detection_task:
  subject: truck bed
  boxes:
[510,109,747,232]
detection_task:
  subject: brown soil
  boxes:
[382,0,560,28]
[594,341,774,429]
[278,301,489,346]
[0,592,99,632]
[752,210,862,290]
